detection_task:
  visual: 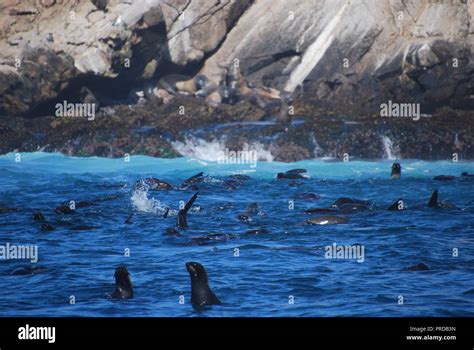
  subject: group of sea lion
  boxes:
[5,162,473,309]
[134,64,292,123]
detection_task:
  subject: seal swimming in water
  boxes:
[331,197,369,208]
[185,262,221,307]
[110,266,133,299]
[277,169,308,179]
[305,216,348,225]
[402,263,429,271]
[391,163,401,179]
[179,172,204,189]
[32,212,45,221]
[433,175,456,181]
[11,266,47,276]
[177,192,198,229]
[427,190,457,209]
[136,178,173,191]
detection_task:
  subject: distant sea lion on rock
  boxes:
[11,266,47,276]
[91,0,108,12]
[158,74,192,94]
[276,91,293,125]
[153,88,174,104]
[179,172,205,189]
[175,77,198,94]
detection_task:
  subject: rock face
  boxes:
[0,0,473,160]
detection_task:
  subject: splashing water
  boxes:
[381,135,398,160]
[172,136,274,163]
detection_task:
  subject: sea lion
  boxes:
[91,0,108,11]
[276,91,293,125]
[55,205,75,214]
[165,227,182,236]
[402,263,429,271]
[153,88,174,104]
[433,175,456,181]
[158,74,192,94]
[295,192,320,201]
[0,204,17,214]
[124,213,133,224]
[41,223,54,231]
[305,216,348,225]
[427,190,457,209]
[245,228,270,235]
[179,172,204,189]
[11,266,47,276]
[110,266,133,299]
[391,162,401,179]
[331,197,369,208]
[175,77,198,94]
[337,202,369,214]
[177,192,198,229]
[71,225,98,231]
[185,262,221,307]
[277,169,309,179]
[304,208,338,214]
[188,233,236,246]
[32,212,45,221]
[387,199,405,211]
[137,178,173,191]
[79,86,100,108]
[205,90,222,107]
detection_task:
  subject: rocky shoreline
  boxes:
[0,0,473,161]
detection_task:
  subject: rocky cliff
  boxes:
[0,0,473,160]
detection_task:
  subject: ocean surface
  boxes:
[0,152,473,317]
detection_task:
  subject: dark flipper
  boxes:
[428,190,438,208]
[163,207,170,219]
[387,199,404,211]
[304,208,338,214]
[184,192,198,213]
[177,193,198,229]
[124,213,133,224]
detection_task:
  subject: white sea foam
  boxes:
[130,185,166,214]
[172,137,274,163]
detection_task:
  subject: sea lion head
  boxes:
[185,262,208,284]
[194,75,208,90]
[391,162,401,175]
[276,172,286,179]
[280,90,294,104]
[114,265,133,296]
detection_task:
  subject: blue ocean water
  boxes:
[0,152,473,317]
